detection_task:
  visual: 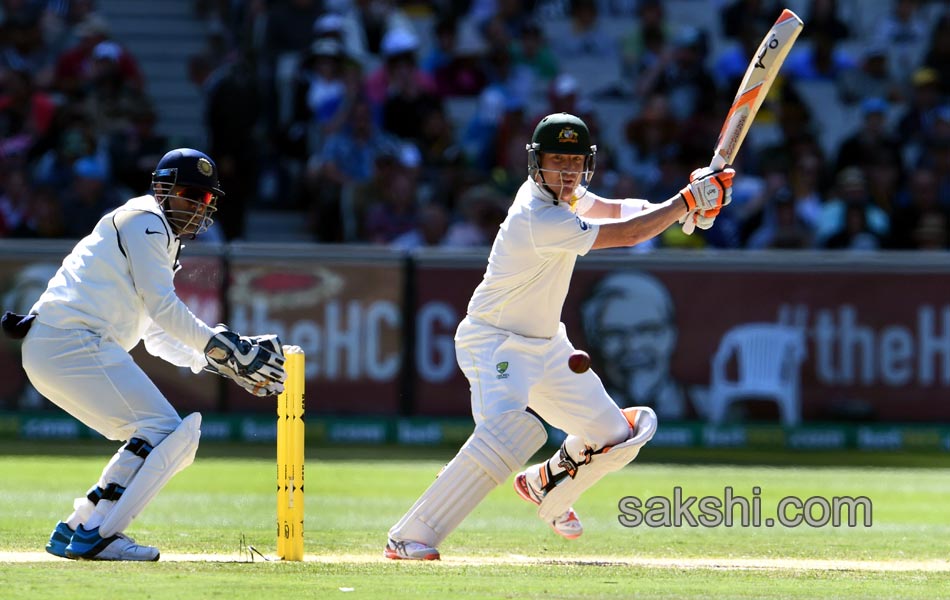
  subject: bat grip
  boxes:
[710,153,727,171]
[681,218,696,235]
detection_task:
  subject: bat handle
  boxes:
[681,218,696,236]
[710,153,727,171]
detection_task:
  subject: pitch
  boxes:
[0,442,947,599]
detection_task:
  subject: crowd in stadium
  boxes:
[0,0,947,250]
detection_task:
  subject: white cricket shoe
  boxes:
[514,472,584,540]
[384,538,440,561]
[64,525,160,561]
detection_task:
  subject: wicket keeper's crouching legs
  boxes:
[23,322,201,561]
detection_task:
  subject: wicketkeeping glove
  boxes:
[203,325,287,396]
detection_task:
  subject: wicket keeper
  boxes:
[4,149,286,560]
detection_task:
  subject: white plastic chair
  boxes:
[707,323,806,427]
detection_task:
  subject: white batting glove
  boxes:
[679,167,735,234]
[680,167,735,212]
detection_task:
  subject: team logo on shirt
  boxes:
[575,215,590,231]
[558,127,579,144]
[496,362,510,379]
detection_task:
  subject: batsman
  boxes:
[385,113,734,560]
[4,149,286,561]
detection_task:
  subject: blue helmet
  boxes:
[151,148,224,237]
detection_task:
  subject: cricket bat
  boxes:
[682,8,804,234]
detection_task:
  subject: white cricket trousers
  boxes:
[22,322,181,445]
[455,317,630,449]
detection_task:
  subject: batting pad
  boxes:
[389,410,546,547]
[538,407,657,522]
[99,412,202,537]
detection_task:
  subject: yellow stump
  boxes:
[277,346,305,560]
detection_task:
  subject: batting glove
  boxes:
[680,167,735,213]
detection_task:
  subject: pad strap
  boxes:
[124,438,154,459]
[538,407,657,521]
[87,483,126,504]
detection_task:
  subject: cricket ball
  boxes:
[568,350,591,374]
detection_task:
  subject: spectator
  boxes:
[804,0,848,40]
[305,98,400,242]
[619,0,668,87]
[788,152,826,232]
[922,138,950,208]
[864,147,903,216]
[28,184,66,238]
[824,202,884,250]
[391,203,449,250]
[264,0,321,57]
[510,20,557,83]
[312,11,369,68]
[746,187,814,249]
[421,15,456,76]
[188,52,259,239]
[720,0,781,41]
[365,27,437,110]
[286,38,355,159]
[0,67,55,158]
[735,160,790,245]
[783,28,857,82]
[54,14,143,100]
[922,14,950,97]
[477,0,533,40]
[554,0,616,57]
[908,211,948,250]
[433,22,489,97]
[82,41,149,136]
[815,167,889,248]
[345,0,414,58]
[442,183,508,247]
[614,93,678,191]
[872,0,930,86]
[415,104,455,175]
[33,107,99,191]
[108,101,168,196]
[837,43,904,105]
[0,165,33,236]
[889,167,949,249]
[376,38,443,144]
[0,10,53,80]
[835,97,902,176]
[60,155,121,239]
[897,67,944,152]
[482,44,532,114]
[460,86,507,171]
[364,168,419,244]
[636,26,715,121]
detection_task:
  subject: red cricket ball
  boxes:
[568,350,591,374]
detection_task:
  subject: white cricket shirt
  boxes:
[466,179,600,339]
[32,195,215,367]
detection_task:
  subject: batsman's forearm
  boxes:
[590,196,688,250]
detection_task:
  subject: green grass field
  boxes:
[0,442,948,599]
